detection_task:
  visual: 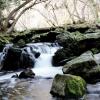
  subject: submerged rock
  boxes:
[50,74,86,98]
[62,51,97,78]
[19,68,35,78]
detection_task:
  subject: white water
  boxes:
[0,43,63,82]
[33,53,62,77]
[28,43,63,77]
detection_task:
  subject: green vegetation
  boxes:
[50,74,86,98]
[65,75,86,97]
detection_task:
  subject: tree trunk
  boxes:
[4,0,33,32]
[6,0,48,34]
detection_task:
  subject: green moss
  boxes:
[14,39,26,47]
[91,48,100,54]
[65,75,86,97]
[69,31,86,41]
[51,74,86,98]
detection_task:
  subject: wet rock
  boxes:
[19,68,35,78]
[56,31,100,57]
[30,47,40,58]
[62,51,97,78]
[34,52,40,58]
[56,31,85,48]
[1,47,35,71]
[14,39,26,48]
[54,31,100,67]
[12,74,19,78]
[2,47,22,71]
[20,51,35,69]
[86,66,100,84]
[50,74,86,98]
[52,48,77,66]
[53,32,87,66]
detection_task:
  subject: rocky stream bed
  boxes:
[0,23,100,100]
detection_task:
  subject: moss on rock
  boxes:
[50,74,86,98]
[0,33,12,51]
[65,75,86,97]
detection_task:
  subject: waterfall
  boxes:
[25,42,63,77]
[0,42,63,81]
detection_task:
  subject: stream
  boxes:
[0,43,100,100]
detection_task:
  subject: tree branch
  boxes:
[5,0,33,29]
[6,0,48,33]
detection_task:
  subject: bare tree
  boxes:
[1,0,100,33]
[1,0,48,33]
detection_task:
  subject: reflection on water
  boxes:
[0,78,59,100]
[0,78,100,100]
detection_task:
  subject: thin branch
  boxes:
[5,0,33,28]
[33,8,55,27]
[6,0,48,33]
[64,1,75,23]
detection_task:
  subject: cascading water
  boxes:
[0,42,63,81]
[0,43,100,100]
[26,43,63,77]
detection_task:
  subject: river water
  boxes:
[0,43,100,100]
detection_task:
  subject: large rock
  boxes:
[52,48,76,66]
[52,32,81,66]
[2,47,22,70]
[1,47,35,71]
[62,51,97,78]
[53,31,100,66]
[20,51,35,69]
[56,31,83,48]
[19,68,35,78]
[50,74,86,98]
[57,31,100,51]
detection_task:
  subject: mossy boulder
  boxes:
[56,31,84,48]
[53,32,82,66]
[56,31,100,56]
[62,51,97,78]
[50,74,86,98]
